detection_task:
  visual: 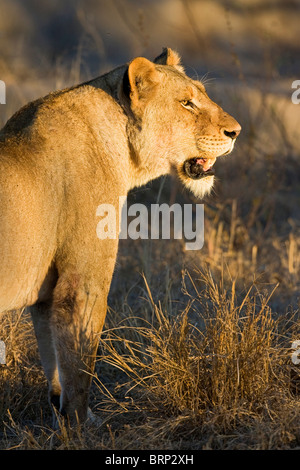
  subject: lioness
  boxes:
[0,48,240,423]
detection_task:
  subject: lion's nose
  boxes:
[223,126,241,140]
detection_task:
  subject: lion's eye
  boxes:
[181,100,197,111]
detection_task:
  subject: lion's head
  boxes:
[120,48,241,198]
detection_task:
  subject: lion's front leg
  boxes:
[50,273,107,424]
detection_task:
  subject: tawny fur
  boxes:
[0,48,240,423]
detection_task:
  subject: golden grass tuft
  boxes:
[95,269,300,449]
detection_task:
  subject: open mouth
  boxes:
[183,157,216,180]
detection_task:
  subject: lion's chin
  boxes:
[179,172,214,199]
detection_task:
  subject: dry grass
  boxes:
[95,269,300,450]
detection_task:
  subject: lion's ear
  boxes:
[154,48,184,72]
[123,57,159,110]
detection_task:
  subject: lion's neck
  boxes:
[126,129,171,190]
[127,150,170,190]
